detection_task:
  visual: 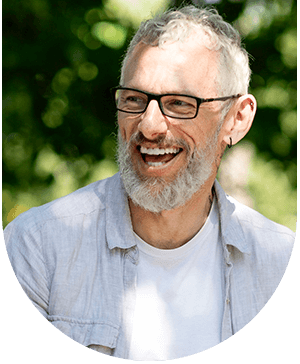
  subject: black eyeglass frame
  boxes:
[112,86,242,120]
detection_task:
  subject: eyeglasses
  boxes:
[112,86,241,120]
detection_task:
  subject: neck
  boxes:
[129,182,214,249]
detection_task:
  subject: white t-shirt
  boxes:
[128,199,224,360]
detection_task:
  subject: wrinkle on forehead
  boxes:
[122,34,220,97]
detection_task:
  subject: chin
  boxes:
[117,135,214,213]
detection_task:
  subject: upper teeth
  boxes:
[140,147,180,155]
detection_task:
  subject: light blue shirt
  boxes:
[4,173,295,358]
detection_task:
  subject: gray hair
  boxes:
[120,5,251,98]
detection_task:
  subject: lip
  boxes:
[133,145,185,177]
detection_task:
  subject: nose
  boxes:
[138,100,168,140]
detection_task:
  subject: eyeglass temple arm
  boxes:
[201,94,242,103]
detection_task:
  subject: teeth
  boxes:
[147,161,165,166]
[140,146,180,155]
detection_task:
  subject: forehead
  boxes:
[122,33,220,96]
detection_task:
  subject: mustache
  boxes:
[126,131,191,154]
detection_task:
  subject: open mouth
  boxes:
[138,146,182,167]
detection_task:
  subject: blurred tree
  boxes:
[3,0,126,226]
[2,0,296,230]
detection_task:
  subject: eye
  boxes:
[164,97,196,110]
[125,95,143,103]
[170,99,188,106]
[117,90,147,111]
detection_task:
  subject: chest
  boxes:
[128,227,225,360]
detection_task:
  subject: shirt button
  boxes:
[226,299,230,304]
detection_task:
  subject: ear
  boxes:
[222,94,257,147]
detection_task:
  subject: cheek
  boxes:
[118,119,132,142]
[118,123,126,141]
[189,113,223,149]
[178,123,207,151]
[118,113,141,142]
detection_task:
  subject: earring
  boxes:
[228,137,232,149]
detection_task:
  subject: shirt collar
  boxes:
[105,173,250,255]
[214,180,251,255]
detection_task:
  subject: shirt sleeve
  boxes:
[4,219,50,318]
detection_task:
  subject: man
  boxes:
[4,5,294,360]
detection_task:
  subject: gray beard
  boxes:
[117,129,219,213]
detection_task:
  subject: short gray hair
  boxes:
[120,5,251,97]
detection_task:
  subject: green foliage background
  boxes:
[3,0,297,231]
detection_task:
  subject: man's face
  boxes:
[117,34,228,212]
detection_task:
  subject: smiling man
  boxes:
[116,31,250,250]
[4,5,295,360]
